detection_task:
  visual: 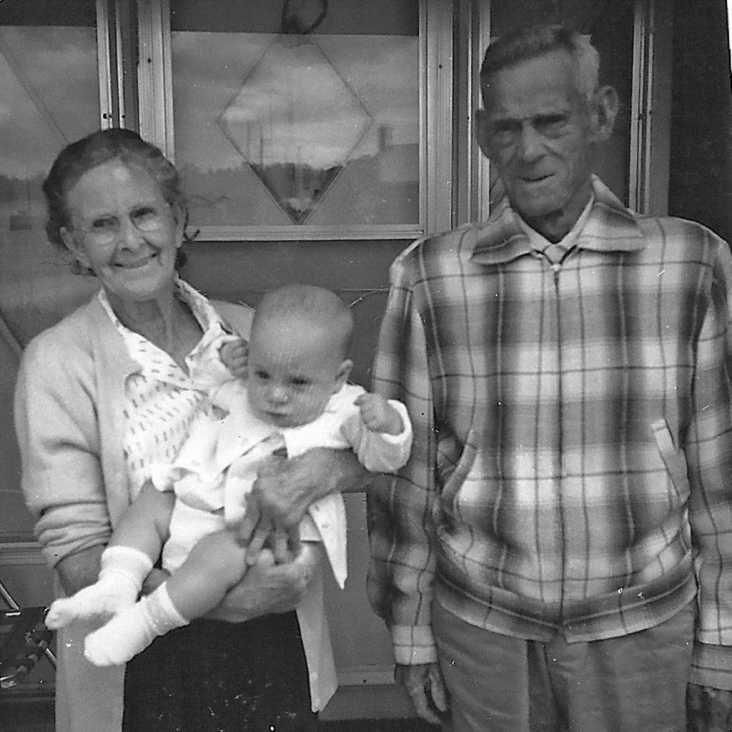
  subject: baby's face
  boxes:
[246,322,344,428]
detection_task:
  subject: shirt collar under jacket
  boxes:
[517,193,595,254]
[470,175,647,266]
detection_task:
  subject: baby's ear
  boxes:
[334,359,353,391]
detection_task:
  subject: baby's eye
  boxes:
[254,370,270,380]
[290,377,310,388]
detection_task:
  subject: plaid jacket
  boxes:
[368,177,732,688]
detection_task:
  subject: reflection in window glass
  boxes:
[171,2,419,230]
[0,5,99,541]
[0,22,99,344]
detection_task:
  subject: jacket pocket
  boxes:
[435,426,480,520]
[650,418,689,493]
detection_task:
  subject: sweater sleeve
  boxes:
[367,248,439,665]
[341,399,413,473]
[14,334,112,569]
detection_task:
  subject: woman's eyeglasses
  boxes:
[73,203,171,244]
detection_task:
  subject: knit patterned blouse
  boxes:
[97,279,237,498]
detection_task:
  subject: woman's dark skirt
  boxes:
[123,611,317,731]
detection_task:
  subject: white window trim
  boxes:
[629,0,672,215]
[473,0,492,225]
[136,0,453,242]
[96,0,116,128]
[137,0,174,156]
[97,0,138,129]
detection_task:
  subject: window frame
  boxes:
[136,0,453,241]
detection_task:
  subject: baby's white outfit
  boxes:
[152,380,413,587]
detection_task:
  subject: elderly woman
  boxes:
[14,129,365,732]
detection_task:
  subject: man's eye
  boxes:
[535,115,568,136]
[490,122,518,142]
[91,216,117,232]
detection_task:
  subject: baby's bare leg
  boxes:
[165,530,248,619]
[83,530,249,666]
[46,486,174,629]
[108,482,175,557]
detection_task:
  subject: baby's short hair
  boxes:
[254,284,354,358]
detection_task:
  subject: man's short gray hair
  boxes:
[480,25,600,105]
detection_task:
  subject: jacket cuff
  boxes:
[691,642,732,691]
[391,624,438,665]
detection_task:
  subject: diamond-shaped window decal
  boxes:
[219,37,373,225]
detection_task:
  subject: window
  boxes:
[138,0,453,240]
[0,0,103,344]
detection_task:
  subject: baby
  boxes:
[46,284,412,666]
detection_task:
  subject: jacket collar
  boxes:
[470,175,646,265]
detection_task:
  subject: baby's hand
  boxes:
[355,393,404,435]
[219,338,248,378]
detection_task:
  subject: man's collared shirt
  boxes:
[368,176,732,689]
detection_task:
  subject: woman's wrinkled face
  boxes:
[60,159,182,304]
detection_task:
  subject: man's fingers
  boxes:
[427,665,449,713]
[395,663,447,725]
[272,529,290,564]
[245,522,272,565]
[237,496,261,542]
[407,687,442,726]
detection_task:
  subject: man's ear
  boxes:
[60,226,90,269]
[333,358,353,392]
[475,108,494,160]
[589,85,619,143]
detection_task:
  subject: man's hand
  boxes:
[395,662,448,726]
[205,544,321,623]
[238,448,370,563]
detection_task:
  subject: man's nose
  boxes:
[516,122,545,162]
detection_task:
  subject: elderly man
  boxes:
[368,24,732,732]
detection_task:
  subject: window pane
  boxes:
[0,1,99,541]
[171,0,419,230]
[0,3,100,344]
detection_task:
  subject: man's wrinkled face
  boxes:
[477,49,600,235]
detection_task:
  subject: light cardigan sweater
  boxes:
[14,293,337,731]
